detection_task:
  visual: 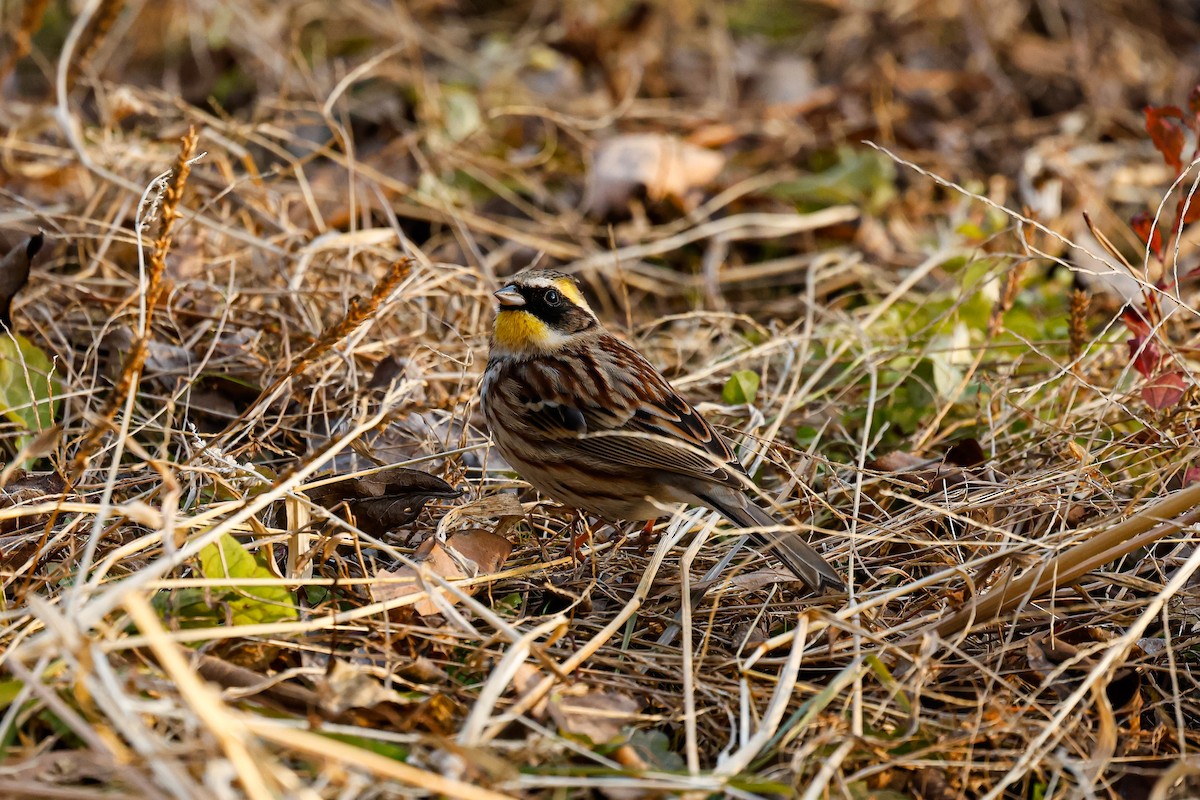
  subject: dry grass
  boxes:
[3,1,1200,798]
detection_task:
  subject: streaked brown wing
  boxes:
[515,333,751,490]
[521,399,588,437]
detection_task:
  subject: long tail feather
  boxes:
[707,495,844,592]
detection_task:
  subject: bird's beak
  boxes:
[494,286,526,308]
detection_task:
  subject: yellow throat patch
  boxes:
[493,308,555,352]
[492,277,590,353]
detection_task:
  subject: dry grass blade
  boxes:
[71,126,199,474]
[64,0,125,89]
[244,721,519,800]
[0,0,49,82]
[4,3,1200,798]
[211,256,414,448]
[123,592,276,800]
[925,481,1200,641]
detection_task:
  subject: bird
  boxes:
[480,268,843,593]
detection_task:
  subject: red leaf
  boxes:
[1145,105,1187,174]
[1184,466,1200,486]
[1126,333,1162,379]
[1121,307,1151,338]
[1141,370,1188,410]
[1179,196,1200,227]
[1130,212,1164,261]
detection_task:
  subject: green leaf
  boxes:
[495,592,523,616]
[844,784,914,800]
[441,86,482,143]
[0,334,60,456]
[767,146,897,213]
[198,533,297,626]
[153,586,213,626]
[318,731,410,761]
[625,729,686,772]
[303,585,330,605]
[928,352,964,401]
[794,425,821,449]
[727,0,829,39]
[722,370,761,405]
[866,654,912,715]
[0,679,24,709]
[155,533,296,629]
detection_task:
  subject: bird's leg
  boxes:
[533,517,553,565]
[567,509,595,562]
[635,518,660,555]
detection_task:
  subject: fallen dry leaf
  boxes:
[309,467,463,536]
[586,133,725,216]
[317,659,415,716]
[692,567,796,596]
[370,528,513,616]
[437,493,526,538]
[0,232,43,327]
[549,684,640,745]
[440,528,513,574]
[512,662,551,719]
[0,469,66,535]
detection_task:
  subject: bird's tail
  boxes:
[708,496,844,593]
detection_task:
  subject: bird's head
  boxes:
[489,269,600,356]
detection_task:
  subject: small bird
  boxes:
[481,269,843,593]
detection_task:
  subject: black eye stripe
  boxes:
[508,281,596,334]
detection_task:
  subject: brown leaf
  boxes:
[0,232,43,328]
[1180,195,1200,227]
[1025,633,1082,701]
[0,469,66,535]
[907,768,956,800]
[1141,370,1187,410]
[1144,105,1186,174]
[105,328,195,376]
[868,451,970,495]
[1023,631,1141,712]
[1130,212,1164,261]
[366,355,406,391]
[943,437,986,468]
[186,373,264,429]
[310,467,463,536]
[0,468,64,496]
[195,653,325,717]
[370,528,512,616]
[548,685,640,745]
[512,662,551,719]
[692,567,795,596]
[1126,332,1162,380]
[443,528,513,574]
[869,451,928,473]
[438,493,527,538]
[586,133,724,216]
[317,659,415,716]
[2,424,62,479]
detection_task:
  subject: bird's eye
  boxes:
[544,289,562,306]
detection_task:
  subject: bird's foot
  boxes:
[635,519,660,555]
[566,510,595,562]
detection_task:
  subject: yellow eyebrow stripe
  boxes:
[553,277,590,312]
